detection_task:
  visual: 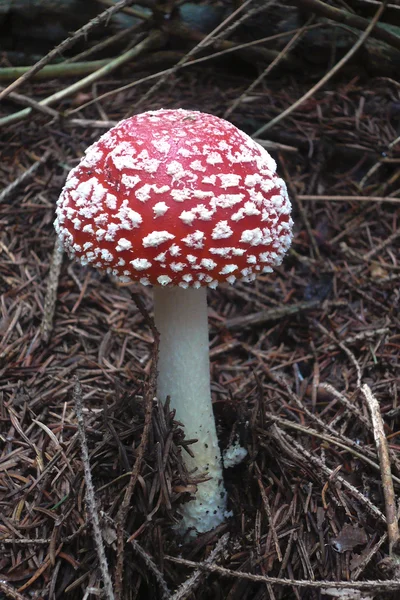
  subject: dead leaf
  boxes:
[330,524,368,553]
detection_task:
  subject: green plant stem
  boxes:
[0,60,110,82]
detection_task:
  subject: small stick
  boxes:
[102,513,171,600]
[134,0,254,108]
[292,0,400,51]
[252,0,388,136]
[272,425,386,524]
[0,580,29,600]
[165,556,400,591]
[0,0,138,100]
[40,240,64,343]
[170,533,230,600]
[0,31,165,128]
[280,153,321,259]
[298,195,400,204]
[363,228,400,261]
[362,383,400,554]
[255,464,282,562]
[360,133,400,188]
[255,138,298,153]
[314,320,362,388]
[66,28,315,116]
[224,17,312,119]
[352,532,388,580]
[0,87,59,119]
[114,292,158,600]
[260,414,400,483]
[0,61,109,82]
[224,299,321,331]
[0,151,51,203]
[65,22,146,64]
[74,379,115,600]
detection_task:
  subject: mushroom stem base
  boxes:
[153,285,227,534]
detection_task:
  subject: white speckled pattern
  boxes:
[55,109,293,286]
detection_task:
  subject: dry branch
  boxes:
[362,384,400,554]
[74,379,115,600]
[0,0,139,101]
[292,0,400,50]
[165,555,400,591]
[253,0,389,136]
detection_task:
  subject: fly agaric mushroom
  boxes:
[54,108,293,534]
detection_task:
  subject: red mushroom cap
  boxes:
[55,109,293,288]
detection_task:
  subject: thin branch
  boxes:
[224,17,313,119]
[0,580,29,600]
[66,25,307,117]
[114,293,158,600]
[74,379,115,600]
[165,555,400,591]
[0,0,139,101]
[314,320,362,388]
[0,151,52,203]
[102,513,171,600]
[298,195,400,203]
[363,227,400,261]
[0,87,60,119]
[362,384,400,554]
[133,0,257,109]
[170,533,230,600]
[273,426,386,524]
[0,60,110,82]
[262,413,400,484]
[252,0,388,136]
[0,31,165,128]
[360,133,400,188]
[40,240,64,343]
[224,299,340,331]
[292,0,400,51]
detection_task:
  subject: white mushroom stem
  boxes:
[153,286,227,534]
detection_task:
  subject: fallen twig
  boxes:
[224,17,313,119]
[0,151,51,203]
[134,0,256,109]
[0,0,138,101]
[272,426,386,523]
[224,300,346,331]
[0,31,165,128]
[261,414,399,483]
[170,533,229,600]
[65,27,311,117]
[165,555,400,591]
[253,0,388,136]
[102,513,171,600]
[292,0,400,51]
[74,379,115,600]
[314,320,363,387]
[298,195,400,203]
[362,383,400,554]
[0,580,29,600]
[114,292,159,600]
[360,133,400,188]
[40,240,64,343]
[0,87,60,120]
[0,60,110,82]
[363,228,400,261]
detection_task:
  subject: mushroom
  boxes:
[54,108,293,535]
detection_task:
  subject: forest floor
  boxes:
[0,1,400,599]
